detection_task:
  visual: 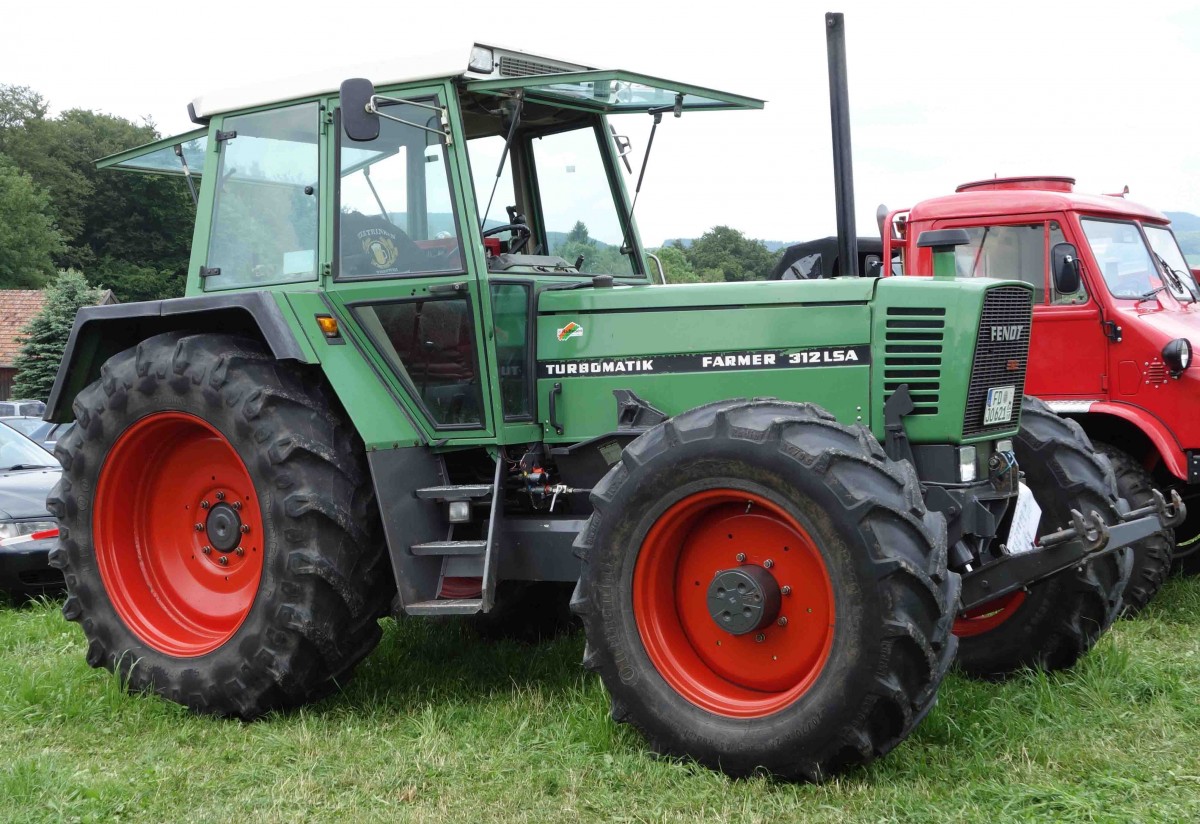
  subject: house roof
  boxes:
[0,288,116,368]
[0,290,47,368]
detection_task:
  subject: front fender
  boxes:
[1048,400,1189,481]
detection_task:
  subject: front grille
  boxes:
[499,56,570,77]
[962,286,1034,437]
[883,306,945,416]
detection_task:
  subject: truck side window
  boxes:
[489,282,532,420]
[953,224,1046,303]
[205,103,320,290]
[1049,221,1087,305]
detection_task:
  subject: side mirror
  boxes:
[340,78,380,142]
[864,254,882,278]
[1051,242,1081,294]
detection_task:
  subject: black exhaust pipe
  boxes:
[825,12,859,277]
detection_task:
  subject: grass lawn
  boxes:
[3,577,1200,823]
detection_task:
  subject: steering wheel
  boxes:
[481,223,532,255]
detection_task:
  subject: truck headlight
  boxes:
[958,446,977,483]
[1163,338,1192,377]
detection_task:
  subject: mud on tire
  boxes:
[955,396,1131,677]
[571,399,959,780]
[47,332,394,719]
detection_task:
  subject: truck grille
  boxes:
[883,306,945,416]
[962,286,1034,437]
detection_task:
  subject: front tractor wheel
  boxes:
[47,333,394,718]
[572,400,959,780]
[954,396,1131,677]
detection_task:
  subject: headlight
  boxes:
[958,446,978,483]
[1163,338,1193,377]
[0,520,58,540]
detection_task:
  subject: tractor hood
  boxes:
[537,278,878,314]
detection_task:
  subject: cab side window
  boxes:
[952,224,1046,303]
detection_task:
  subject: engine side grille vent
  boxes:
[499,56,570,77]
[884,306,945,416]
[963,286,1034,437]
[1146,361,1168,385]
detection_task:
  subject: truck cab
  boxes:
[882,176,1200,547]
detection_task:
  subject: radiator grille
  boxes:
[962,286,1034,437]
[884,306,945,416]
[499,56,569,77]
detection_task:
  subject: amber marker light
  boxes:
[316,315,340,338]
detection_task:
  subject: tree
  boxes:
[11,270,103,401]
[0,154,63,288]
[646,244,722,284]
[684,225,779,282]
[0,90,193,299]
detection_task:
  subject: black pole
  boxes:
[826,12,859,277]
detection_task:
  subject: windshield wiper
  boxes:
[1135,286,1167,305]
[1153,252,1198,302]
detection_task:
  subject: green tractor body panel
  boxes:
[532,277,1029,446]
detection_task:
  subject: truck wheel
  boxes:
[46,332,394,719]
[1094,443,1173,613]
[571,400,958,780]
[955,396,1130,677]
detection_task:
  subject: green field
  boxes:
[3,578,1200,824]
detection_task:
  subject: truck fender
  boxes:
[1049,400,1188,481]
[45,292,315,422]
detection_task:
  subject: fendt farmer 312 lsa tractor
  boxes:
[44,17,1175,780]
[876,176,1200,613]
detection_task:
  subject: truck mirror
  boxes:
[340,78,380,142]
[1051,242,1081,294]
[864,254,882,277]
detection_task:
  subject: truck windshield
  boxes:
[1143,224,1199,301]
[1080,218,1168,300]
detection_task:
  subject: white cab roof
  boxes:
[189,43,596,119]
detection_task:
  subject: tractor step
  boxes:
[414,484,494,501]
[404,599,483,616]
[411,540,487,556]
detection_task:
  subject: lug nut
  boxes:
[755,633,766,643]
[218,555,229,566]
[240,524,251,534]
[216,491,225,500]
[194,523,204,531]
[764,559,774,569]
[201,546,211,555]
[232,501,242,511]
[781,585,792,595]
[200,500,210,510]
[235,547,244,557]
[777,616,788,627]
[735,553,746,562]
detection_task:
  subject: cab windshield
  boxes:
[1080,218,1196,301]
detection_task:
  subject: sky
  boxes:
[4,0,1200,247]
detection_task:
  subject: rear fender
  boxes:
[46,292,316,422]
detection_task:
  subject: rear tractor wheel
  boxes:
[955,396,1132,677]
[572,400,959,780]
[47,332,394,718]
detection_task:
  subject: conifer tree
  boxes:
[11,269,101,400]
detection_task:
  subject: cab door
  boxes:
[322,83,496,441]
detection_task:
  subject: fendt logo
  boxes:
[990,325,1024,342]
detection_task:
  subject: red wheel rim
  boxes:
[633,489,835,718]
[953,591,1026,638]
[94,411,264,657]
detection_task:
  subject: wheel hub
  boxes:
[206,502,242,551]
[707,565,781,635]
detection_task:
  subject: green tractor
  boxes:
[45,18,1178,780]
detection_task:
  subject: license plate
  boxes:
[983,385,1016,426]
[1007,482,1042,556]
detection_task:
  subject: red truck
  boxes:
[876,176,1198,610]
